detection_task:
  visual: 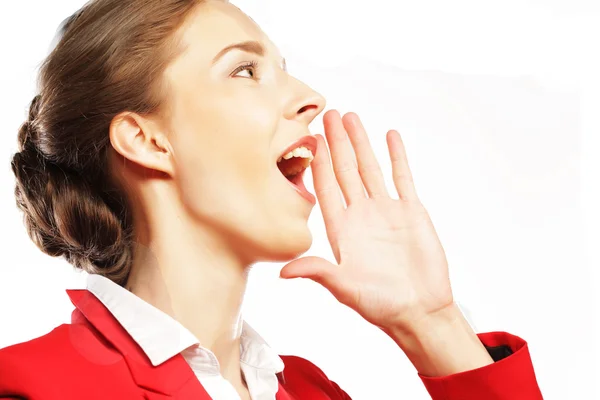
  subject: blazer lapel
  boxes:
[66,289,212,400]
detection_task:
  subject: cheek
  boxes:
[170,92,282,223]
[173,131,276,221]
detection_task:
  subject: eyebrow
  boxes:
[212,40,287,72]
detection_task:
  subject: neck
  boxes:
[125,207,251,387]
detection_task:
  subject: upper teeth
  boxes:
[278,146,314,163]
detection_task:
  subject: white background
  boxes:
[1,1,599,399]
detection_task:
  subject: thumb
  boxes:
[279,256,339,286]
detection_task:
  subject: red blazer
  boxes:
[0,289,543,399]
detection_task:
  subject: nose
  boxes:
[283,77,326,124]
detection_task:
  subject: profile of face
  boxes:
[113,0,326,265]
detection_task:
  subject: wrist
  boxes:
[385,303,494,377]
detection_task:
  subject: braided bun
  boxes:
[11,95,132,286]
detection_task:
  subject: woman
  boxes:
[0,0,543,399]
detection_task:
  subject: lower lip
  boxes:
[286,169,316,205]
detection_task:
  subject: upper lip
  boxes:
[277,135,318,162]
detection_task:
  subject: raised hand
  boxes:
[280,110,453,332]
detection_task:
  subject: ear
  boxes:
[109,112,175,177]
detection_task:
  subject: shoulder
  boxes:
[279,355,351,399]
[0,324,70,365]
[0,324,71,397]
[0,322,123,364]
[280,354,329,378]
[0,323,124,398]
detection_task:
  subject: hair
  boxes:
[11,0,206,287]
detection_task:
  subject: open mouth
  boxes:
[277,147,313,182]
[276,136,317,203]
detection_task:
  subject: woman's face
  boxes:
[162,1,326,262]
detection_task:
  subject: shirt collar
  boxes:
[86,273,284,373]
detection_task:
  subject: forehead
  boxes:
[176,1,282,65]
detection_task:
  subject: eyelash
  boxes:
[231,60,259,78]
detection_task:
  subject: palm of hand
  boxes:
[281,110,453,331]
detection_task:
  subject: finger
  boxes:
[323,110,366,205]
[279,256,338,283]
[387,130,419,202]
[311,133,344,258]
[342,113,389,198]
[279,256,344,296]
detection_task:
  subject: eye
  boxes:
[231,61,259,79]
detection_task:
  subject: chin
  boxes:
[266,226,313,262]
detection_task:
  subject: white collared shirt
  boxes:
[85,273,284,400]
